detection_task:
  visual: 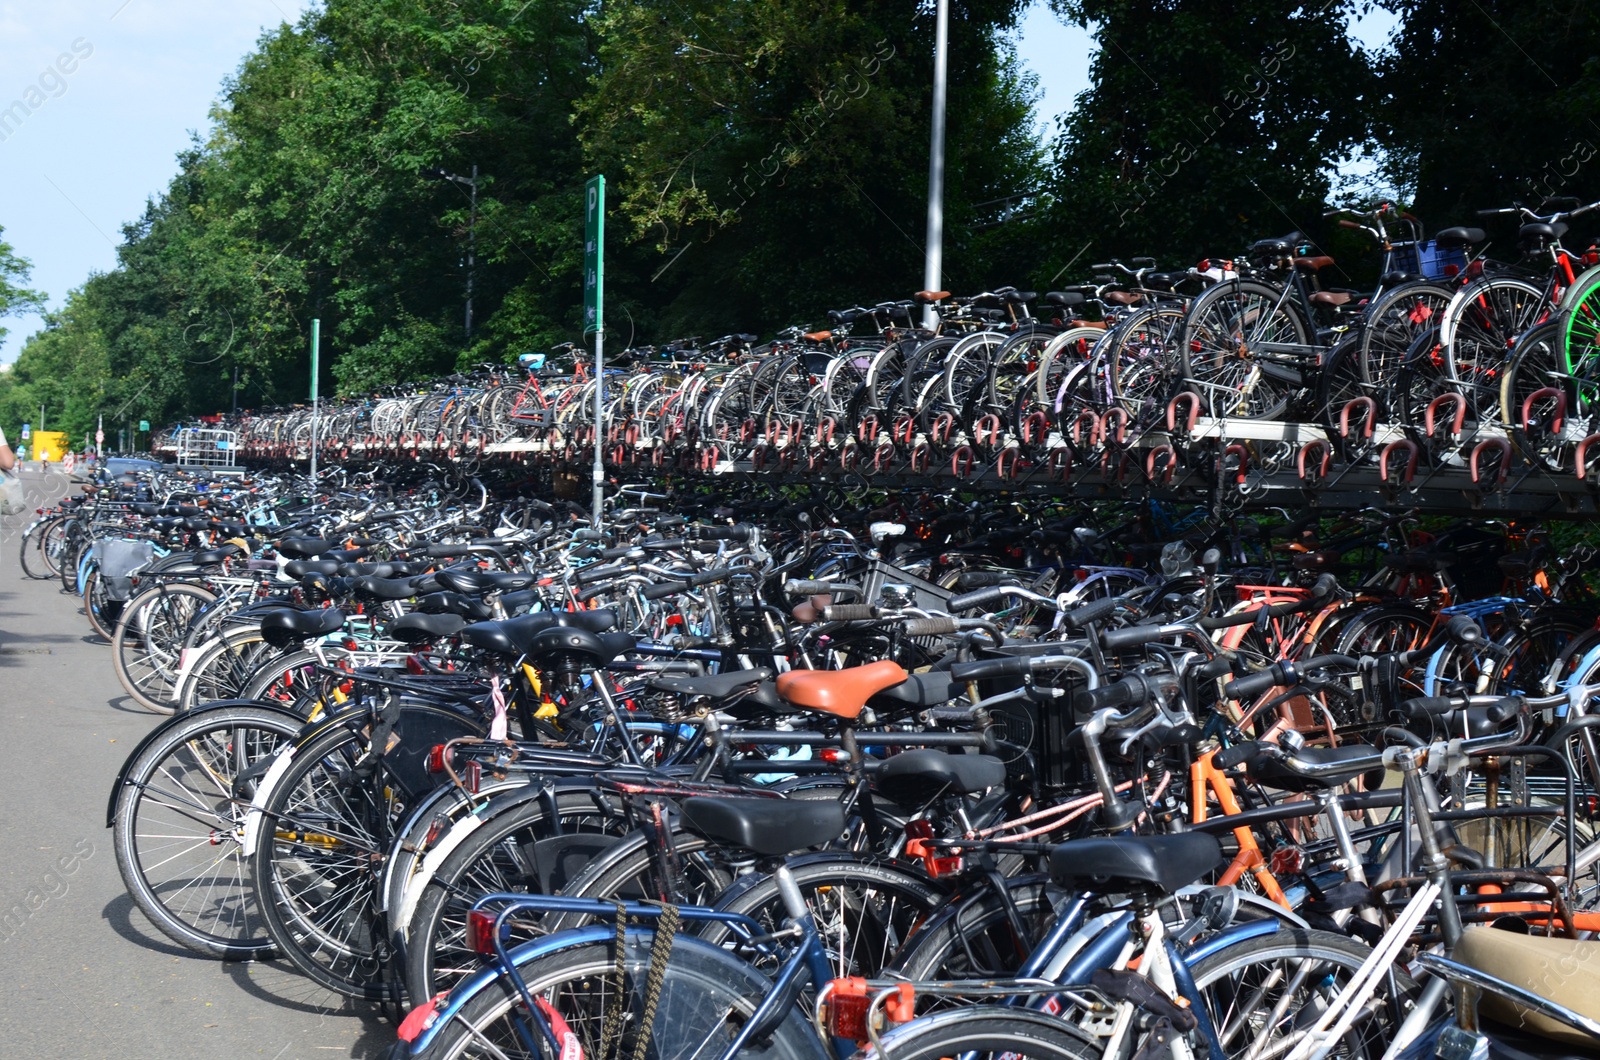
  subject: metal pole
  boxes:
[309,318,320,487]
[593,330,604,529]
[39,404,43,434]
[466,165,476,341]
[922,0,950,330]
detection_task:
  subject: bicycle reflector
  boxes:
[426,744,448,774]
[903,820,962,878]
[824,978,872,1042]
[467,909,503,956]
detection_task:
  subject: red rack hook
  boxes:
[1048,447,1073,481]
[951,445,975,478]
[1470,436,1511,486]
[974,414,1004,449]
[1146,444,1178,485]
[995,448,1020,480]
[1102,407,1131,447]
[1340,397,1377,441]
[1166,391,1202,436]
[1521,387,1567,435]
[1223,443,1249,486]
[1424,392,1466,440]
[1297,439,1332,481]
[909,442,931,474]
[857,415,879,445]
[1069,409,1101,448]
[1020,410,1051,446]
[1378,438,1419,485]
[930,412,956,446]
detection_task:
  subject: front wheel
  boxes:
[409,933,830,1060]
[1187,927,1417,1060]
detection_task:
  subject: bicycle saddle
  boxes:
[436,567,536,594]
[523,626,633,667]
[276,537,336,559]
[874,750,1006,804]
[416,591,494,621]
[775,660,909,720]
[1050,833,1222,896]
[1433,226,1485,246]
[283,559,342,579]
[867,671,957,711]
[387,611,467,644]
[1454,927,1600,1048]
[190,544,244,566]
[678,796,845,856]
[260,607,345,648]
[648,668,773,698]
[354,576,421,601]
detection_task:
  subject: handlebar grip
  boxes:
[423,543,472,557]
[1071,677,1148,713]
[689,567,732,587]
[948,657,1032,682]
[642,538,687,551]
[572,529,607,542]
[1102,623,1169,649]
[1400,696,1456,719]
[1198,610,1258,631]
[947,585,1010,613]
[1310,573,1339,599]
[1195,656,1236,681]
[1445,613,1482,645]
[577,583,617,603]
[784,579,837,595]
[1212,742,1266,770]
[574,562,629,586]
[1337,219,1362,229]
[823,604,881,621]
[903,617,960,637]
[654,515,685,529]
[698,525,753,542]
[640,581,688,601]
[599,545,636,561]
[1223,665,1289,700]
[1063,595,1120,630]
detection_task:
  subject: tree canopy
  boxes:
[4,0,1599,444]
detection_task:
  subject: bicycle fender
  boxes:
[240,744,300,857]
[1177,915,1281,964]
[104,699,298,827]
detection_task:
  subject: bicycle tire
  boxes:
[402,785,634,1002]
[1180,279,1308,419]
[111,701,304,958]
[859,1007,1098,1060]
[409,933,830,1060]
[19,519,54,579]
[112,582,219,714]
[38,515,69,578]
[251,705,483,999]
[698,854,942,980]
[1441,275,1546,422]
[82,568,121,641]
[1187,927,1416,1060]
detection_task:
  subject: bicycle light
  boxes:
[466,909,505,956]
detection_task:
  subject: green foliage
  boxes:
[1041,0,1373,272]
[0,225,45,344]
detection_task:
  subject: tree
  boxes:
[1374,0,1600,229]
[0,225,45,345]
[1039,0,1373,275]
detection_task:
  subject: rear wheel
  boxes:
[112,702,303,958]
[112,583,218,714]
[1180,280,1307,419]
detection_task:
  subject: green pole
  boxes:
[309,318,320,486]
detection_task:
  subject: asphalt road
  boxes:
[0,478,387,1059]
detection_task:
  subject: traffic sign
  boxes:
[20,423,28,440]
[583,175,604,334]
[138,420,149,432]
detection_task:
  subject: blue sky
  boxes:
[0,1,1396,365]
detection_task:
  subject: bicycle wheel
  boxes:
[1180,279,1308,419]
[176,626,276,713]
[82,568,122,641]
[38,516,69,578]
[1107,306,1185,420]
[112,583,219,714]
[860,1007,1097,1060]
[1442,276,1546,422]
[402,787,635,1002]
[1500,321,1572,471]
[111,702,304,958]
[1315,334,1368,462]
[1188,927,1416,1060]
[698,855,942,980]
[1358,281,1453,400]
[19,519,55,580]
[409,934,829,1060]
[1562,268,1600,409]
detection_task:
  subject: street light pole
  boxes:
[429,167,479,342]
[922,0,950,330]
